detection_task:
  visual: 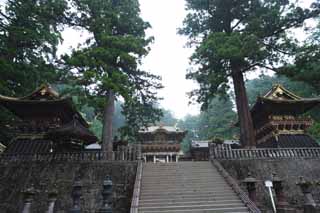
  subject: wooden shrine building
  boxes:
[0,84,97,154]
[252,84,320,148]
[137,125,187,162]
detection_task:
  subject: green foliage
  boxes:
[197,96,238,140]
[308,122,320,143]
[177,95,238,152]
[279,18,320,93]
[0,0,68,96]
[63,0,163,140]
[158,109,178,126]
[177,114,200,152]
[179,0,320,109]
[89,118,103,140]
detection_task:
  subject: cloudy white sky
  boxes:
[139,0,199,119]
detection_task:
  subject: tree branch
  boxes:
[0,10,11,21]
[257,63,279,73]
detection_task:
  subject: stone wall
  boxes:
[0,161,137,213]
[219,159,320,212]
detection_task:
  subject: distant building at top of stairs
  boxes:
[137,124,187,162]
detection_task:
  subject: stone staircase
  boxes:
[137,161,249,213]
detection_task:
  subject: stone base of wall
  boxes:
[219,159,320,212]
[0,161,137,213]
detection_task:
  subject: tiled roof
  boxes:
[191,140,210,148]
[142,144,180,152]
[257,134,320,148]
[139,125,186,133]
[4,139,52,154]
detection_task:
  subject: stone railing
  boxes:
[0,149,139,163]
[210,144,320,160]
[211,160,261,213]
[130,161,143,213]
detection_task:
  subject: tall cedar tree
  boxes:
[63,0,162,154]
[0,0,68,96]
[180,0,320,147]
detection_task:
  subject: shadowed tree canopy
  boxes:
[198,96,238,140]
[180,0,320,147]
[63,0,162,151]
[0,0,68,96]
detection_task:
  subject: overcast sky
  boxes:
[139,0,200,119]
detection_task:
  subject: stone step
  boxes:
[142,172,220,175]
[137,162,248,213]
[143,168,217,171]
[143,172,220,178]
[141,179,227,184]
[139,192,238,200]
[139,199,243,207]
[140,186,234,192]
[140,190,235,197]
[138,206,249,213]
[139,203,246,211]
[139,195,241,203]
[141,184,231,190]
[141,182,229,187]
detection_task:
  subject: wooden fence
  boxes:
[210,144,320,160]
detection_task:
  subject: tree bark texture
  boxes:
[231,65,256,148]
[102,90,115,159]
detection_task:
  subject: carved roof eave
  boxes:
[138,130,187,136]
[263,84,301,100]
[0,95,89,128]
[0,84,60,101]
[46,119,98,144]
[251,96,320,117]
[0,142,6,150]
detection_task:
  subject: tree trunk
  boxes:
[231,64,256,148]
[102,90,115,159]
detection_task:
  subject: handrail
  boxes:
[211,159,261,213]
[130,160,143,213]
[210,144,320,160]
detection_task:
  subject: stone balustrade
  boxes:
[210,144,320,160]
[0,149,140,163]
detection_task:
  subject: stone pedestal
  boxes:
[272,173,291,211]
[46,189,58,213]
[243,172,257,203]
[22,185,36,213]
[97,176,112,213]
[296,176,317,213]
[69,177,82,213]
